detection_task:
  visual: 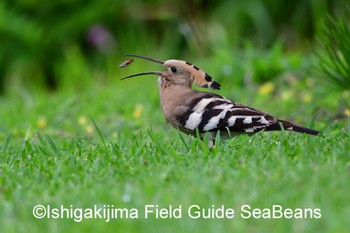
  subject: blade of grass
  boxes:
[215,130,221,148]
[75,140,82,156]
[110,142,120,156]
[89,115,106,146]
[37,133,47,147]
[45,135,59,156]
[24,140,34,154]
[2,133,12,154]
[38,146,52,157]
[24,125,31,142]
[177,129,190,152]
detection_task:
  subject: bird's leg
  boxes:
[208,138,215,149]
[199,132,216,149]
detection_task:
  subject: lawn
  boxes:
[0,64,349,232]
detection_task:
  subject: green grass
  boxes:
[0,64,350,233]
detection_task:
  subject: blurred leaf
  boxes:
[314,8,350,90]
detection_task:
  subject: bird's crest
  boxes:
[163,59,221,90]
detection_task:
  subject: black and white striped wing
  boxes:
[178,94,278,134]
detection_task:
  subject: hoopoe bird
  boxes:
[121,54,320,147]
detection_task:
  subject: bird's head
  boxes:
[121,54,221,90]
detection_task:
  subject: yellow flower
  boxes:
[302,93,312,103]
[78,116,87,126]
[258,82,275,96]
[133,104,143,119]
[344,108,350,117]
[37,116,47,129]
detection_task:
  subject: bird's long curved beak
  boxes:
[121,71,165,80]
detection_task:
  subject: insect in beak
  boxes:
[119,58,134,68]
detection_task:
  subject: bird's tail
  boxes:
[279,119,320,135]
[266,119,320,135]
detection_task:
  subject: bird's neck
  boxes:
[158,77,194,120]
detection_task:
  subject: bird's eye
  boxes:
[170,67,177,73]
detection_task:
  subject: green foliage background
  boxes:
[0,0,345,92]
